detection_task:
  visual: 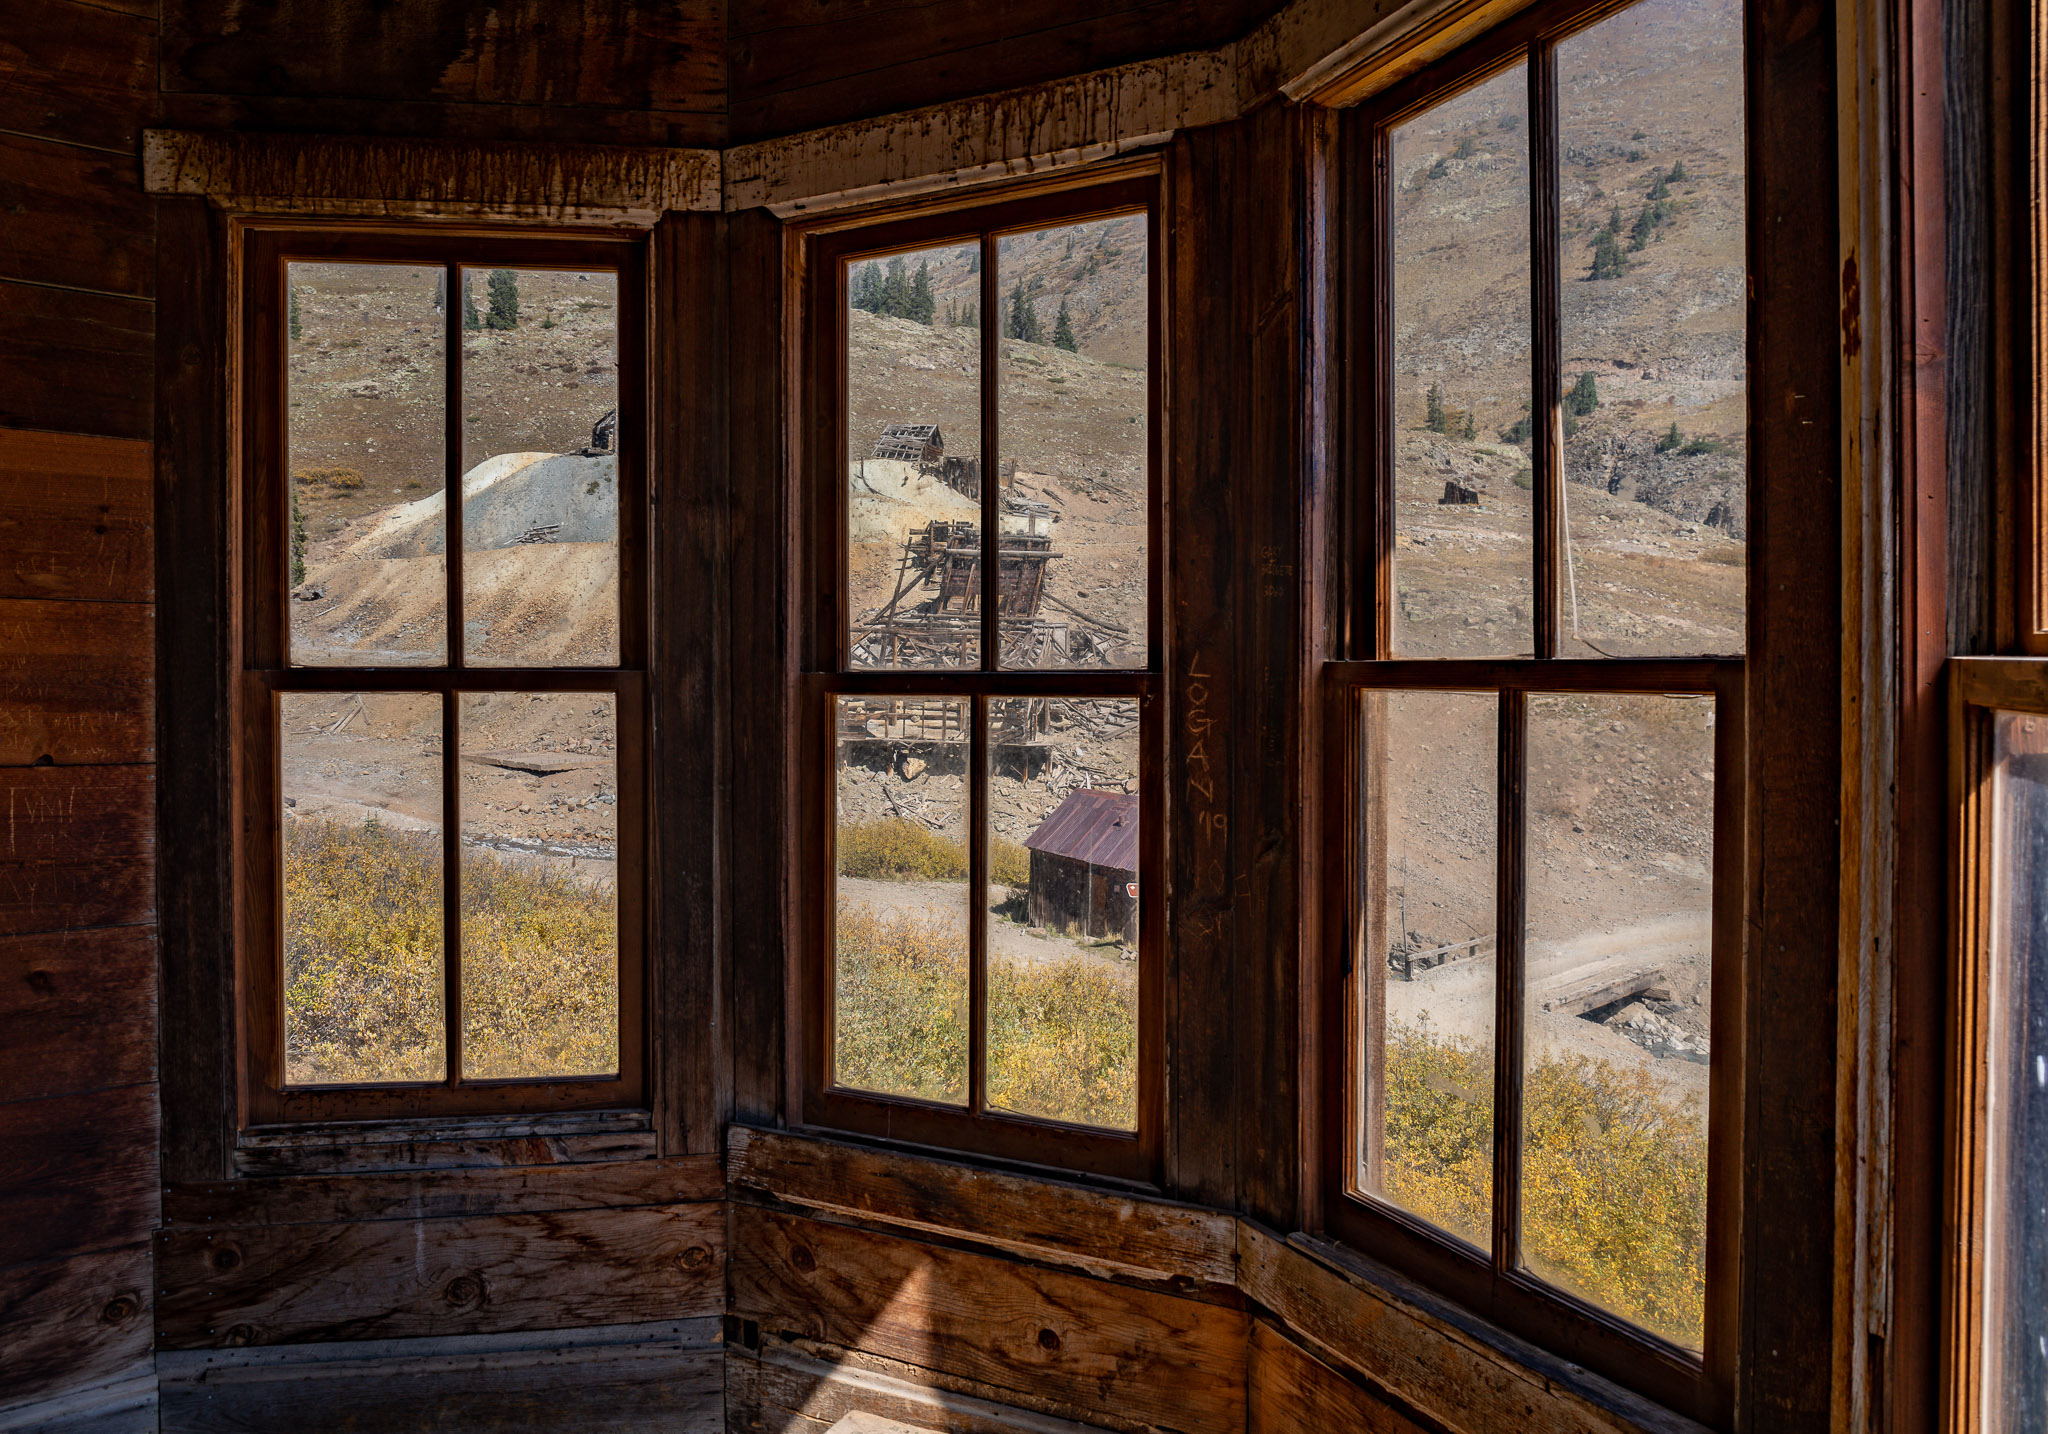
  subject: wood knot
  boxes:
[220,1324,255,1347]
[1037,1327,1062,1352]
[790,1245,816,1273]
[443,1274,486,1308]
[677,1245,711,1271]
[208,1244,242,1273]
[100,1294,139,1325]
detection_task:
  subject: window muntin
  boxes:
[1332,0,1745,1413]
[807,179,1162,1178]
[244,230,647,1125]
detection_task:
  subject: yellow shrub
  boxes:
[294,466,365,491]
[837,817,1031,887]
[283,816,616,1084]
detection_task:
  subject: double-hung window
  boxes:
[799,177,1163,1178]
[1325,0,1746,1416]
[239,228,648,1124]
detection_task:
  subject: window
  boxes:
[239,229,648,1123]
[1325,0,1745,1416]
[799,177,1163,1177]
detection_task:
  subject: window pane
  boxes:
[1521,692,1714,1349]
[1357,690,1498,1248]
[457,692,618,1080]
[846,244,983,669]
[1554,0,1747,656]
[995,218,1150,670]
[460,268,620,667]
[281,691,443,1083]
[286,263,446,666]
[1983,711,2048,1432]
[834,696,972,1103]
[1390,64,1533,658]
[987,697,1140,1129]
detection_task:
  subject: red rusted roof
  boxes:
[1024,788,1139,872]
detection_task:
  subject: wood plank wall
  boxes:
[0,1,162,1425]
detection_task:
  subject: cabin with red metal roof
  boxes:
[1023,787,1139,943]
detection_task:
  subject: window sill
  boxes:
[234,1108,655,1177]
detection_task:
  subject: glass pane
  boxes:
[460,268,621,666]
[1555,0,1747,656]
[1983,711,2048,1433]
[457,692,619,1079]
[286,263,446,666]
[846,244,983,669]
[1389,64,1533,658]
[280,691,443,1083]
[1521,692,1715,1349]
[833,695,972,1103]
[1357,690,1498,1248]
[987,697,1140,1129]
[995,217,1150,669]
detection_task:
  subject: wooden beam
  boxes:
[155,1203,724,1349]
[143,131,722,225]
[727,1126,1236,1290]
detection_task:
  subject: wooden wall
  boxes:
[0,0,162,1426]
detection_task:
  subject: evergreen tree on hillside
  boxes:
[1461,409,1476,441]
[1628,203,1658,252]
[462,274,482,331]
[968,250,980,274]
[956,299,977,329]
[288,285,303,342]
[1565,372,1601,417]
[1607,203,1624,236]
[1656,421,1683,453]
[907,261,935,324]
[1589,230,1628,279]
[1052,300,1078,352]
[1425,382,1447,434]
[484,269,520,330]
[1005,280,1042,343]
[1668,159,1689,183]
[1648,170,1670,201]
[879,257,909,318]
[434,270,447,314]
[290,485,308,586]
[852,262,883,313]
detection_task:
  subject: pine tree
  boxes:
[1052,300,1078,352]
[907,261,936,324]
[1453,134,1477,160]
[957,299,977,329]
[1648,170,1670,201]
[1006,280,1041,343]
[1607,203,1624,236]
[1656,421,1683,453]
[1668,159,1689,183]
[484,269,519,330]
[1461,409,1476,441]
[852,262,883,313]
[434,270,447,314]
[878,257,909,318]
[462,274,482,331]
[1425,383,1447,434]
[1628,203,1658,252]
[1565,372,1601,417]
[1589,230,1628,279]
[968,250,980,274]
[288,285,303,342]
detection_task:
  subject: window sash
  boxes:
[238,227,650,1126]
[798,179,1166,1180]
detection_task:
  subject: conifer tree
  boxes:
[290,484,308,586]
[907,261,935,324]
[879,257,909,318]
[1005,280,1041,343]
[1565,372,1601,417]
[1607,203,1624,236]
[1589,230,1628,279]
[1425,382,1447,433]
[1648,170,1670,201]
[434,270,447,314]
[289,285,303,342]
[1668,159,1689,183]
[968,250,980,274]
[1052,300,1078,352]
[1656,421,1683,453]
[852,262,883,313]
[484,269,519,330]
[461,275,482,331]
[1461,409,1476,441]
[1628,204,1658,252]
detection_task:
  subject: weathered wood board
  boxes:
[0,280,153,443]
[0,599,154,766]
[727,1205,1247,1434]
[0,429,153,604]
[728,1126,1235,1290]
[155,1203,725,1348]
[229,1125,661,1178]
[157,1319,723,1433]
[0,1244,153,1411]
[0,0,159,154]
[0,926,156,1104]
[0,764,155,935]
[1247,1318,1431,1433]
[0,133,153,298]
[0,1084,159,1271]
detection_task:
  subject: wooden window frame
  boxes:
[794,176,1167,1183]
[1317,3,1748,1421]
[237,224,651,1126]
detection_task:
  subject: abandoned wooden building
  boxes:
[0,0,2038,1430]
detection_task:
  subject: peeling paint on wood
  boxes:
[143,131,722,224]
